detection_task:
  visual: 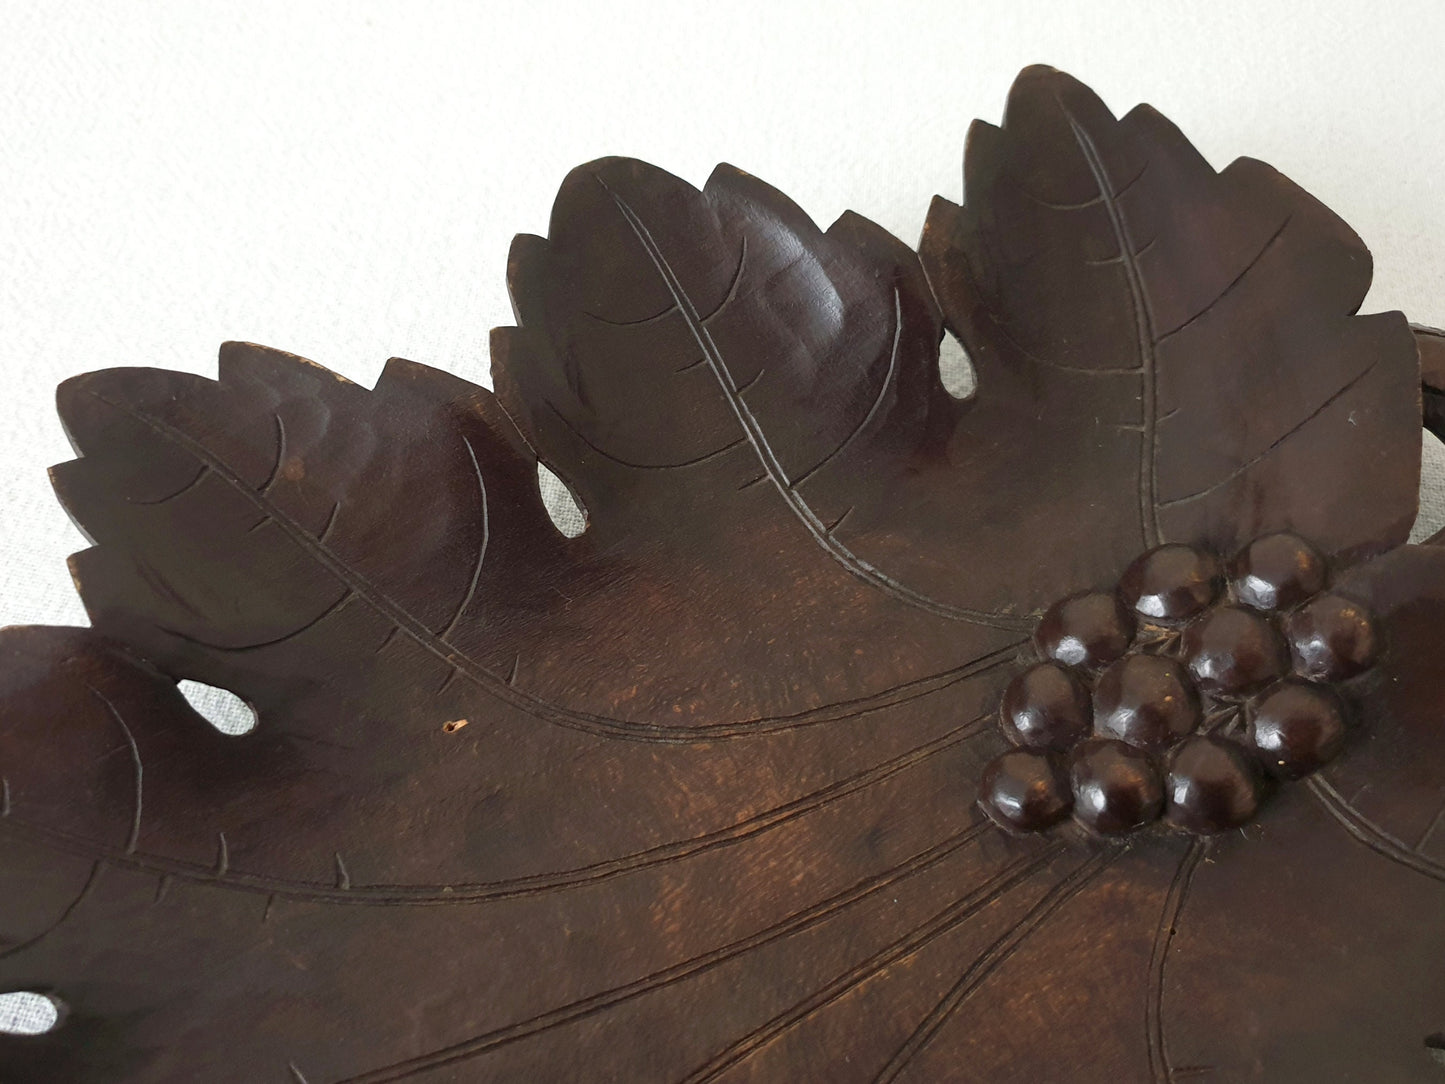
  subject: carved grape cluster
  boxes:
[978,533,1381,838]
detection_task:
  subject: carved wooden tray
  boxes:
[3,65,1445,1082]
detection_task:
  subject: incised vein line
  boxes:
[0,711,1000,906]
[92,392,1024,742]
[341,821,996,1082]
[595,173,1033,632]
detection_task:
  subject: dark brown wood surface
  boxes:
[1,66,1443,1082]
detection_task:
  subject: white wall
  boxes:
[2,0,1443,633]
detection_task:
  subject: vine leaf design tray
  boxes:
[3,65,1445,1082]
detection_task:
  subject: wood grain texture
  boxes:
[1,66,1442,1082]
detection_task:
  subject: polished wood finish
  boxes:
[1,66,1443,1081]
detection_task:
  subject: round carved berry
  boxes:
[978,749,1072,832]
[1230,531,1328,612]
[1070,739,1163,834]
[1164,736,1263,834]
[1119,543,1221,624]
[1181,605,1288,695]
[1247,679,1348,780]
[1035,591,1135,670]
[1283,593,1379,682]
[1001,662,1092,751]
[1092,654,1201,751]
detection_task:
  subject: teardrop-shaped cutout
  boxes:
[178,680,257,736]
[0,991,63,1036]
[938,332,977,400]
[537,461,587,538]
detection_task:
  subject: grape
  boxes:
[1119,543,1221,623]
[1164,736,1263,834]
[1092,654,1201,751]
[1230,531,1327,612]
[1070,739,1163,834]
[1001,662,1092,751]
[977,749,1072,832]
[1247,679,1348,779]
[1282,593,1379,681]
[1035,591,1135,670]
[1181,605,1288,695]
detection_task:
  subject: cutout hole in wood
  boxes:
[0,991,64,1036]
[1427,1032,1445,1067]
[537,461,587,538]
[938,332,977,400]
[178,680,257,736]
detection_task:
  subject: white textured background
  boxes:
[2,0,1445,1029]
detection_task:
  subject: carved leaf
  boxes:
[917,66,1419,615]
[1,66,1441,1082]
